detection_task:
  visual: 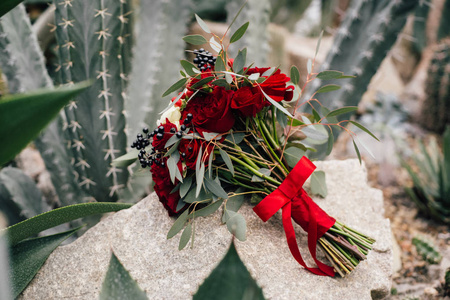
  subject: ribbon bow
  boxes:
[253,156,336,276]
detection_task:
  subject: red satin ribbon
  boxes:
[253,156,336,276]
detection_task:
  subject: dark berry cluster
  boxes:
[193,48,216,72]
[131,113,194,169]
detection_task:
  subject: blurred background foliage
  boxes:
[0,0,450,298]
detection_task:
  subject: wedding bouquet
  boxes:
[127,14,376,277]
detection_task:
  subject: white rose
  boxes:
[157,106,181,130]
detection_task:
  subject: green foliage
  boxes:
[402,127,450,225]
[99,252,148,300]
[53,0,132,202]
[193,241,265,300]
[412,1,430,54]
[412,236,442,264]
[302,0,419,123]
[0,167,45,225]
[0,0,24,18]
[420,40,450,133]
[4,202,132,246]
[9,227,80,298]
[437,0,450,41]
[0,83,90,166]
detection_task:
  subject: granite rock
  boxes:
[21,160,393,300]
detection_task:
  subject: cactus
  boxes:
[420,40,450,133]
[437,0,450,41]
[412,236,442,264]
[445,268,450,297]
[269,0,312,32]
[401,127,450,225]
[226,0,271,66]
[52,0,133,202]
[411,0,430,54]
[302,0,419,119]
[0,4,86,207]
[126,0,192,142]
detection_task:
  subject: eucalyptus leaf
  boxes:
[353,139,362,164]
[204,178,228,199]
[162,78,187,97]
[233,48,247,73]
[203,132,219,141]
[310,171,327,197]
[196,162,205,198]
[0,82,90,166]
[193,241,265,300]
[225,132,245,144]
[167,156,177,184]
[111,150,139,167]
[211,79,229,87]
[180,176,193,198]
[302,125,328,142]
[276,108,288,128]
[191,76,215,89]
[248,73,260,81]
[180,60,199,77]
[284,147,305,168]
[349,121,379,141]
[219,148,234,176]
[195,14,211,33]
[167,209,189,239]
[99,252,148,300]
[10,227,81,298]
[290,66,300,86]
[316,84,341,94]
[259,87,293,118]
[226,213,246,241]
[307,59,312,74]
[4,202,132,246]
[209,37,222,53]
[182,34,207,45]
[165,134,181,148]
[188,199,223,219]
[178,223,192,251]
[326,128,334,156]
[316,70,344,80]
[326,106,358,117]
[230,22,249,44]
[215,55,226,72]
[315,30,324,58]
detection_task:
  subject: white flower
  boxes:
[157,106,181,130]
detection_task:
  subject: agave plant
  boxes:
[402,127,450,225]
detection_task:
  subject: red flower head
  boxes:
[179,137,214,169]
[151,158,184,216]
[181,86,235,133]
[231,67,294,117]
[152,119,178,151]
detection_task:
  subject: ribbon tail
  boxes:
[281,202,332,276]
[305,197,335,277]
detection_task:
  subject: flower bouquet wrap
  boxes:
[125,14,377,277]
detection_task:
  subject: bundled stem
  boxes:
[213,112,375,277]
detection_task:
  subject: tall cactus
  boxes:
[226,0,271,66]
[0,4,86,207]
[302,0,419,117]
[126,0,192,140]
[53,0,133,202]
[420,40,450,133]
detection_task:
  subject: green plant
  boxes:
[412,236,442,264]
[402,127,450,225]
[301,0,419,156]
[420,40,450,133]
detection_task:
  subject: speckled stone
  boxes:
[20,160,393,300]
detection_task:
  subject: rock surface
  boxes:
[21,160,393,300]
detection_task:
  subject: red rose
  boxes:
[152,120,178,151]
[247,67,294,102]
[179,137,214,169]
[151,158,185,216]
[230,86,266,117]
[182,86,235,133]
